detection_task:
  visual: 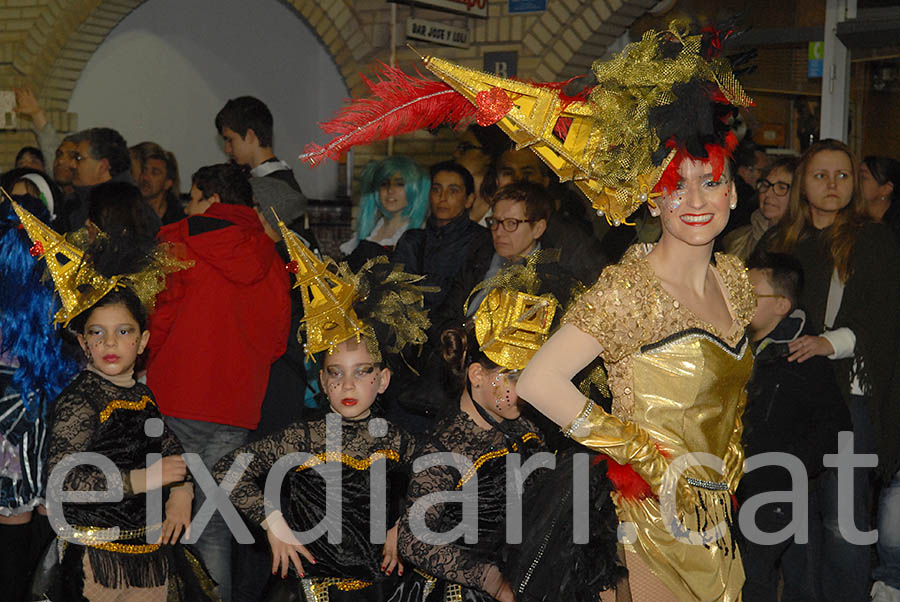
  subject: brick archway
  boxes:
[8,0,372,119]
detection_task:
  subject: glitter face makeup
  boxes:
[320,340,390,420]
[77,302,149,378]
[480,369,520,420]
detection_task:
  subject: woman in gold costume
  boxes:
[515,28,757,602]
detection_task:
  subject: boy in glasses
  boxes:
[738,251,851,601]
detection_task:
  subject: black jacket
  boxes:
[392,213,492,310]
[737,309,852,501]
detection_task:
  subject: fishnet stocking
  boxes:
[621,550,678,602]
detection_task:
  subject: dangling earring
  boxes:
[730,200,737,210]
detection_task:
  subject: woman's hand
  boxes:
[266,512,316,578]
[381,524,404,576]
[158,485,192,544]
[787,335,834,363]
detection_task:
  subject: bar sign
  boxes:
[407,18,470,49]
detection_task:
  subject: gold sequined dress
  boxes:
[561,244,756,602]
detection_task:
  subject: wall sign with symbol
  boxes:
[483,51,518,78]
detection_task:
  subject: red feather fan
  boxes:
[300,64,475,166]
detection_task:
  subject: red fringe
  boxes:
[591,445,672,501]
[300,64,476,166]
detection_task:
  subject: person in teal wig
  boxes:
[340,155,430,268]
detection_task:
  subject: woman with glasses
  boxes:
[722,157,798,260]
[340,156,430,269]
[763,139,900,602]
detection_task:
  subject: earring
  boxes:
[730,200,737,210]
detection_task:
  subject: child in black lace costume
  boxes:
[212,240,433,602]
[45,287,217,601]
[394,323,546,602]
[8,198,220,601]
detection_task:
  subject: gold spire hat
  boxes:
[301,20,752,226]
[275,212,366,358]
[4,189,190,327]
[9,196,120,326]
[275,212,434,363]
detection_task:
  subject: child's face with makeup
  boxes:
[320,340,391,420]
[77,302,149,378]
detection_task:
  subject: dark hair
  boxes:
[15,146,45,168]
[69,287,148,335]
[468,124,510,159]
[734,139,763,168]
[191,163,253,206]
[140,143,181,203]
[862,156,900,203]
[87,181,157,240]
[746,251,804,311]
[76,127,131,177]
[440,323,499,399]
[430,161,474,196]
[215,96,274,148]
[490,182,553,222]
[762,156,799,180]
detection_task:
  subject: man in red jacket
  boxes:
[147,162,290,602]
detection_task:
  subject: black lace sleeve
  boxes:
[156,406,193,484]
[46,381,128,494]
[397,443,495,594]
[213,421,313,526]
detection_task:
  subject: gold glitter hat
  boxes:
[274,212,434,362]
[9,197,120,326]
[469,251,560,371]
[302,20,752,226]
[5,191,190,327]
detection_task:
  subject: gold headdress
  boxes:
[301,20,752,226]
[275,213,435,363]
[470,251,560,371]
[4,190,189,326]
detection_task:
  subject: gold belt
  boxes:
[58,523,163,555]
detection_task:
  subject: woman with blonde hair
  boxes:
[766,138,900,602]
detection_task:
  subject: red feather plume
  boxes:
[301,64,475,166]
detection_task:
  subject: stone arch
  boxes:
[522,0,655,82]
[14,0,374,118]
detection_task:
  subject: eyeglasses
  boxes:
[485,217,536,232]
[756,179,791,196]
[456,142,484,154]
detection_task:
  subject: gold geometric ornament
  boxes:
[473,288,558,371]
[8,195,120,326]
[274,211,365,359]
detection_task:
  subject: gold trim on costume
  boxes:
[456,432,540,488]
[302,577,373,602]
[99,395,155,423]
[294,449,400,472]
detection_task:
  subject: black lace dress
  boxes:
[394,409,545,602]
[214,411,418,602]
[44,369,216,601]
